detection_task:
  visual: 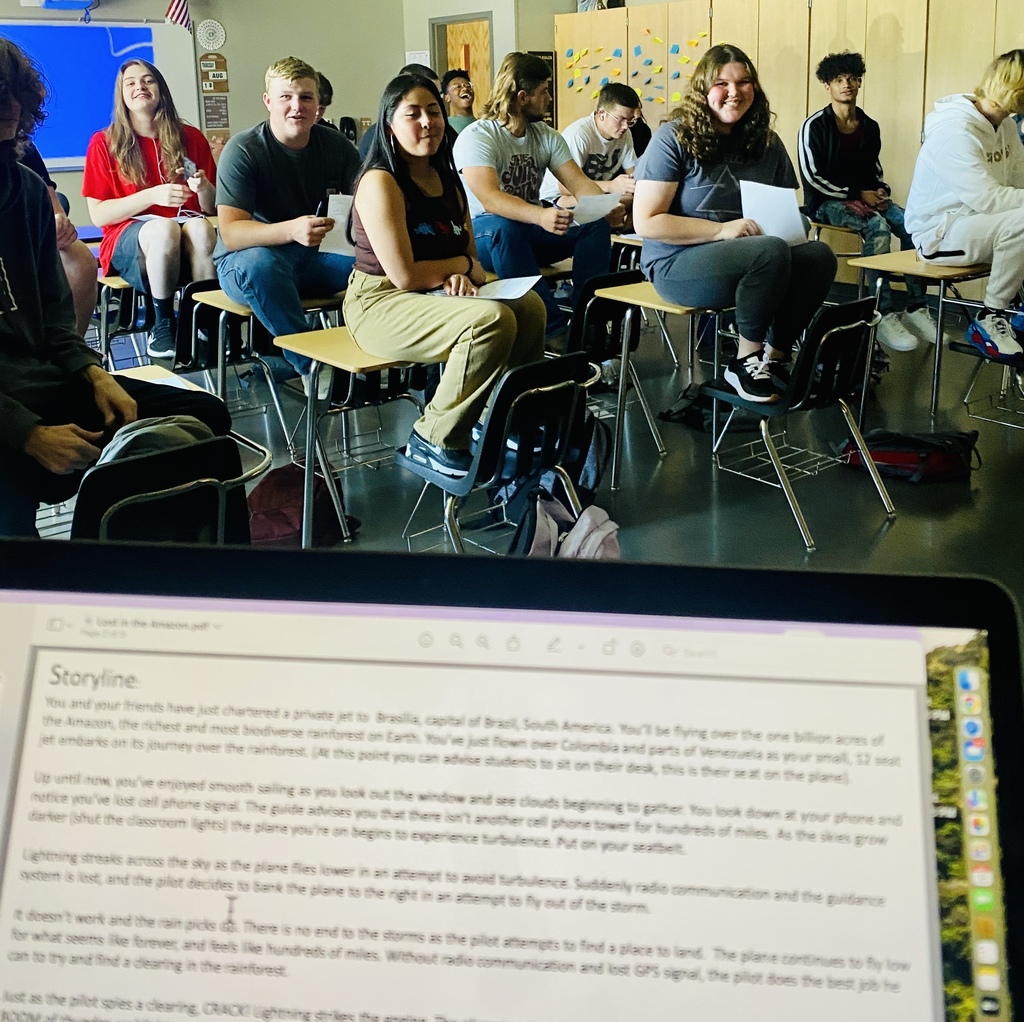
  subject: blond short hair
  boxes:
[976,49,1024,115]
[265,56,318,93]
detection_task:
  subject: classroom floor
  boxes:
[191,291,1024,617]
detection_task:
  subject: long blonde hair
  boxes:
[482,52,551,125]
[106,59,187,187]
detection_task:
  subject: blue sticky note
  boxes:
[600,76,609,85]
[671,71,680,79]
[670,43,680,54]
[566,48,573,57]
[584,75,590,84]
[655,84,663,89]
[643,58,653,65]
[613,48,622,57]
[631,70,638,77]
[644,77,651,84]
[644,96,654,102]
[567,78,575,88]
[634,45,642,56]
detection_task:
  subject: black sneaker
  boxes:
[146,320,176,359]
[723,351,780,403]
[763,357,790,392]
[405,431,472,478]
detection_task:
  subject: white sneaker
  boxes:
[301,367,334,401]
[901,307,938,345]
[876,312,919,352]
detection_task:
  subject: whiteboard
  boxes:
[0,21,200,171]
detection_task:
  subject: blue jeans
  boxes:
[815,200,925,312]
[471,214,612,333]
[216,244,355,374]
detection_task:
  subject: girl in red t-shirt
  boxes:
[83,59,217,358]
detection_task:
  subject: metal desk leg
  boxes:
[217,309,230,400]
[931,284,947,416]
[610,305,634,491]
[301,359,321,549]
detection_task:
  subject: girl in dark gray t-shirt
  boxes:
[634,44,836,403]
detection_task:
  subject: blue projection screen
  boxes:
[0,22,200,171]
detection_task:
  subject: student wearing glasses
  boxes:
[442,69,477,134]
[798,51,933,353]
[83,60,217,359]
[540,82,641,211]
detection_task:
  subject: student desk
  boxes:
[847,249,990,415]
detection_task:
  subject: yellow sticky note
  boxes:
[612,67,621,75]
[654,36,663,43]
[580,47,588,56]
[591,89,600,98]
[605,56,613,61]
[574,53,582,63]
[698,31,708,37]
[688,38,699,46]
[565,60,574,69]
[679,56,691,64]
[653,65,663,72]
[655,96,665,103]
[596,46,603,52]
[576,86,584,92]
[671,91,681,102]
[634,87,643,97]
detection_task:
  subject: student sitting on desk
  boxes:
[18,141,96,338]
[82,59,217,360]
[633,43,836,404]
[344,74,545,480]
[798,51,934,354]
[0,38,230,538]
[905,49,1024,358]
[214,56,361,397]
[454,51,623,344]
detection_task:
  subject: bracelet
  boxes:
[464,254,474,276]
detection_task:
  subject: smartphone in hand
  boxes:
[183,157,198,178]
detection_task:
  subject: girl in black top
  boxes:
[344,74,544,478]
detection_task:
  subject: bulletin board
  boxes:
[554,4,710,131]
[0,21,200,171]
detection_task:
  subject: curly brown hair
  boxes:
[0,37,47,143]
[672,43,773,164]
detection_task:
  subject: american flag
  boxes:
[165,0,192,32]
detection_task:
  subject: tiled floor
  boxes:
[206,295,1024,617]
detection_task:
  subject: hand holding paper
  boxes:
[318,194,356,257]
[739,181,809,247]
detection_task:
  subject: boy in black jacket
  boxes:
[0,38,231,537]
[798,51,933,352]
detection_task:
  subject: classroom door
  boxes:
[432,17,492,117]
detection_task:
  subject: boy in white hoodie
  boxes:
[905,49,1024,357]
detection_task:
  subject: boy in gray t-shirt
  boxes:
[214,56,360,385]
[453,51,622,337]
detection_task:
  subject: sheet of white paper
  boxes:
[569,192,621,224]
[318,193,356,257]
[739,180,809,247]
[428,275,541,301]
[131,213,207,224]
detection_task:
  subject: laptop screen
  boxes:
[0,547,1019,1021]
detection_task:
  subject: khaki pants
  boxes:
[343,269,546,449]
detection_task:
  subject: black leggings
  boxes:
[651,236,837,354]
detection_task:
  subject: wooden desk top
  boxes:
[274,327,410,374]
[594,280,710,316]
[848,249,990,279]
